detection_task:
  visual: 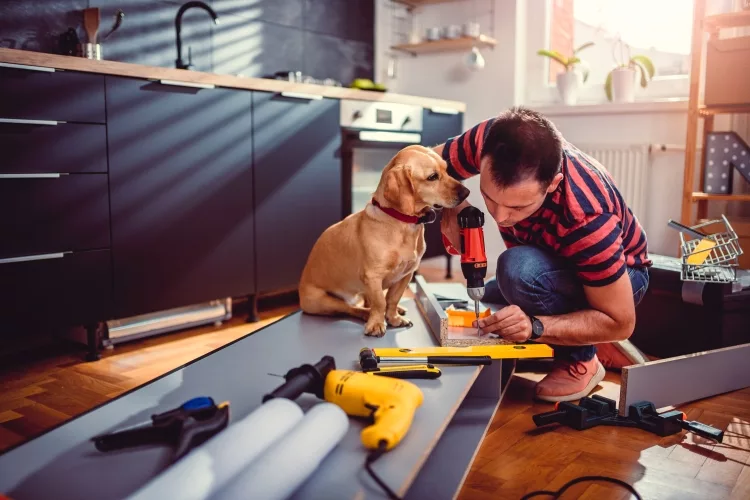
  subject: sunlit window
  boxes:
[547,0,694,84]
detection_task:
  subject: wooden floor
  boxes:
[1,259,749,499]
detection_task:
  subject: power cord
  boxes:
[520,475,643,500]
[365,442,402,500]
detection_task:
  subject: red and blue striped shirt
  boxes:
[442,117,651,287]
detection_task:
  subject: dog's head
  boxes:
[376,145,470,216]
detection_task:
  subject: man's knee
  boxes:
[495,247,549,303]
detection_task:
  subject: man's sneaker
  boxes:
[596,340,649,371]
[534,356,606,403]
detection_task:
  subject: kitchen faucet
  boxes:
[175,1,219,70]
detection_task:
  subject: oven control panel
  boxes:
[340,100,423,132]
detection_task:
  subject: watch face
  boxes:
[532,318,543,337]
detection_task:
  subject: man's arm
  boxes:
[477,213,637,344]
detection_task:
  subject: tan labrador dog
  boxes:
[299,145,470,337]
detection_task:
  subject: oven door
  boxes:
[341,127,422,217]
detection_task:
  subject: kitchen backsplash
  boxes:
[0,0,374,85]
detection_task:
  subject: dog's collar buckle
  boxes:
[371,199,435,225]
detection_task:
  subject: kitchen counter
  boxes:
[0,48,466,112]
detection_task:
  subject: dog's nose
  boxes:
[457,185,470,202]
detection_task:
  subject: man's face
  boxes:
[478,158,562,227]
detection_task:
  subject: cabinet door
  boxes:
[252,92,342,294]
[106,76,255,318]
[421,108,464,259]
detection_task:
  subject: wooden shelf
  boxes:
[391,35,496,55]
[699,103,750,115]
[691,192,750,202]
[392,0,458,7]
[704,10,750,30]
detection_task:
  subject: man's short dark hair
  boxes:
[480,106,563,189]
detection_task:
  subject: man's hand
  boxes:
[440,199,471,250]
[473,305,532,342]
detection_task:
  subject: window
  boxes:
[548,0,693,85]
[525,0,696,105]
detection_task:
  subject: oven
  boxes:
[340,99,450,265]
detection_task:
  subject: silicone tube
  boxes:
[211,402,349,500]
[126,398,304,500]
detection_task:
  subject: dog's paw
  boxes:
[397,304,408,315]
[386,314,413,328]
[364,319,387,337]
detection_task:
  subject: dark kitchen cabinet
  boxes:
[105,76,256,318]
[252,91,342,294]
[420,108,464,261]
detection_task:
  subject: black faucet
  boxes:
[175,1,219,70]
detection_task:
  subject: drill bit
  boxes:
[475,302,480,337]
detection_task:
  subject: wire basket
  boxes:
[680,215,744,283]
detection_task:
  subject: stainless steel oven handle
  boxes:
[0,118,60,126]
[0,62,55,73]
[0,252,69,265]
[358,131,421,143]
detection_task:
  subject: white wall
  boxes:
[373,0,749,272]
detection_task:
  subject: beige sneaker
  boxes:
[534,356,606,403]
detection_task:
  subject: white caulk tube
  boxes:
[126,398,304,500]
[211,402,349,500]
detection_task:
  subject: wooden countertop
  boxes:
[0,48,466,112]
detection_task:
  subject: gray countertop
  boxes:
[0,284,486,500]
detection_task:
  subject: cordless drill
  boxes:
[263,355,423,452]
[443,206,488,334]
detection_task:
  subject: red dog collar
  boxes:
[371,199,436,224]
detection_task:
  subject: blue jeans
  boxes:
[482,246,650,362]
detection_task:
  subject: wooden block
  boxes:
[414,275,515,347]
[619,343,750,416]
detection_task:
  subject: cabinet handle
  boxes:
[157,79,215,89]
[0,173,66,179]
[280,91,323,101]
[0,62,55,73]
[0,118,60,126]
[0,252,68,265]
[429,106,459,115]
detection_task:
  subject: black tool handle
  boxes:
[262,373,315,402]
[425,355,491,365]
[681,420,724,443]
[667,219,707,240]
[532,409,567,427]
[92,425,165,452]
[372,369,441,379]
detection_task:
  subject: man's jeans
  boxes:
[482,246,650,362]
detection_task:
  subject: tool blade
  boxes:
[474,300,480,337]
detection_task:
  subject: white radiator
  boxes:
[577,144,651,226]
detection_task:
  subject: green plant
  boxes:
[604,38,656,101]
[537,42,594,83]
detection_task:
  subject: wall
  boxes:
[0,0,374,85]
[375,0,526,275]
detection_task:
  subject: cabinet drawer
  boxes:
[0,121,107,174]
[0,249,112,328]
[0,64,105,123]
[0,174,110,259]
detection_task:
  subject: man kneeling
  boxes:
[436,107,651,403]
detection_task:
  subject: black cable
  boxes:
[520,475,642,500]
[365,442,402,500]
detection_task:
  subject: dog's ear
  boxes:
[383,165,416,215]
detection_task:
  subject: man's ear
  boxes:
[383,165,416,215]
[546,172,564,194]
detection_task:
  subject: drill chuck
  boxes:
[263,356,336,402]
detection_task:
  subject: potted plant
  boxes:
[605,38,655,103]
[537,42,594,105]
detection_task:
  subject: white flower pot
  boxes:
[611,67,636,103]
[556,71,579,105]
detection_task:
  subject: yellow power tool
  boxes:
[262,355,423,451]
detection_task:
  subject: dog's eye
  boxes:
[427,173,439,181]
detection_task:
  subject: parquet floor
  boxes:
[1,259,749,499]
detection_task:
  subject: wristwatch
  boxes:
[529,315,544,340]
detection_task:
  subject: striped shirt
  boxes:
[442,118,651,287]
